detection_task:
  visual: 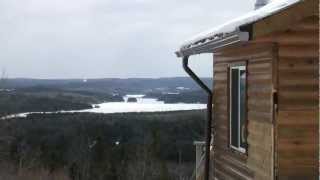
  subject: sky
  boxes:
[0,0,255,79]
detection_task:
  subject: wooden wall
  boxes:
[212,43,276,180]
[255,16,319,179]
[276,16,319,179]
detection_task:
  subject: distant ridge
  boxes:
[4,77,212,92]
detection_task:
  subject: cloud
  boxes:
[0,0,254,78]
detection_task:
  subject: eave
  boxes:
[175,31,249,57]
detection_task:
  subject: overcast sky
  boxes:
[0,0,254,79]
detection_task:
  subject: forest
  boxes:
[0,110,205,180]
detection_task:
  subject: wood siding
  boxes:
[276,17,318,179]
[255,16,319,179]
[212,43,276,180]
[252,0,318,39]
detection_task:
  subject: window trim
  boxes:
[229,65,247,154]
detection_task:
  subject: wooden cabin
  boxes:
[175,0,319,179]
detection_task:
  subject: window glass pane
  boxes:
[239,69,246,149]
[231,69,239,148]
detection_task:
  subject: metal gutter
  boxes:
[176,31,249,58]
[182,56,213,180]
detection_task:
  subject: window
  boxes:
[229,65,247,153]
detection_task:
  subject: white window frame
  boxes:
[229,65,246,154]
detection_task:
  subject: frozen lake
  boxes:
[70,94,205,113]
[1,95,206,119]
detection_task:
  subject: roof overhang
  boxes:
[175,31,249,57]
[175,0,302,58]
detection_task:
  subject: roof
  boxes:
[176,0,302,57]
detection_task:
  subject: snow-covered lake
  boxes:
[1,95,206,119]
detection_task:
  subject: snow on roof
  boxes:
[179,0,301,50]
